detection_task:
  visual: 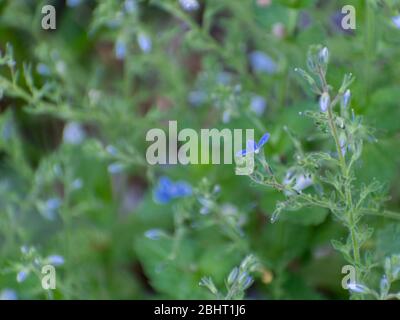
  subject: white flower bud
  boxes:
[319,47,329,65]
[319,92,330,112]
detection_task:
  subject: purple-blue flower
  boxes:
[47,255,65,266]
[137,33,152,53]
[36,63,51,76]
[392,16,400,29]
[249,51,277,74]
[250,95,267,115]
[67,0,82,7]
[0,289,17,300]
[16,270,29,283]
[144,229,165,240]
[153,176,192,204]
[179,0,199,12]
[236,132,270,157]
[115,40,127,60]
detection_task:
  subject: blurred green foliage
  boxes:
[0,0,400,299]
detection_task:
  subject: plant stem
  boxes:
[319,67,361,275]
[326,96,361,275]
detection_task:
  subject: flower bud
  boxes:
[342,89,351,109]
[319,47,329,65]
[380,275,390,297]
[227,267,239,285]
[319,92,330,112]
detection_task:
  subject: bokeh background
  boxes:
[0,0,400,299]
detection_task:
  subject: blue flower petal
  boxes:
[154,176,192,204]
[47,255,65,266]
[392,15,400,29]
[249,51,277,74]
[173,181,192,197]
[236,149,248,157]
[257,132,270,149]
[153,188,171,204]
[246,140,257,153]
[159,176,173,189]
[16,270,28,283]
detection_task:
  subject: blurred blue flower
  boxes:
[298,11,312,29]
[63,122,86,145]
[179,0,199,12]
[137,33,152,53]
[46,198,61,211]
[67,0,82,7]
[43,197,62,220]
[222,110,231,124]
[188,90,207,107]
[106,145,119,156]
[47,255,65,266]
[20,246,30,255]
[36,63,51,76]
[250,95,267,115]
[236,132,270,157]
[153,176,192,204]
[124,0,137,13]
[16,270,29,283]
[72,178,83,190]
[249,51,277,74]
[115,40,127,60]
[392,16,400,29]
[0,289,17,300]
[216,71,232,85]
[144,229,165,240]
[108,162,124,174]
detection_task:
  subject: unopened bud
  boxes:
[319,92,330,112]
[319,47,329,65]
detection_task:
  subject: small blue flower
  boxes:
[115,40,127,60]
[144,229,165,240]
[137,33,152,53]
[20,245,30,255]
[124,0,137,13]
[71,178,83,190]
[0,289,17,300]
[392,16,400,29]
[249,51,277,75]
[36,63,51,76]
[46,198,61,211]
[153,176,192,204]
[179,0,199,12]
[188,90,207,107]
[222,110,231,124]
[63,122,85,145]
[16,270,29,283]
[106,145,119,156]
[47,255,65,266]
[250,95,267,115]
[108,162,124,174]
[67,0,82,7]
[43,197,62,220]
[236,132,270,157]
